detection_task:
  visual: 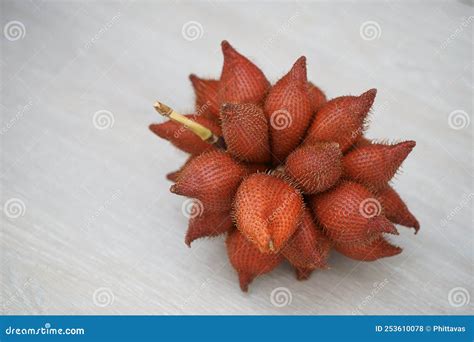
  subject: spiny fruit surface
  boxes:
[166,156,195,182]
[221,103,270,163]
[305,89,376,152]
[264,57,313,163]
[282,209,331,280]
[149,40,419,291]
[375,185,420,232]
[219,40,270,105]
[307,82,327,112]
[189,74,220,121]
[171,150,247,212]
[226,229,283,292]
[311,181,399,244]
[233,173,304,254]
[285,142,342,194]
[334,236,402,261]
[185,208,233,247]
[343,141,416,188]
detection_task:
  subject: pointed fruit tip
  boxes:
[238,272,251,292]
[221,40,236,56]
[368,216,399,235]
[389,227,399,235]
[290,56,307,82]
[400,140,416,150]
[221,40,230,49]
[363,88,377,98]
[413,220,420,234]
[149,123,166,138]
[185,236,193,247]
[295,55,306,65]
[296,270,310,281]
[384,221,399,235]
[166,171,178,182]
[189,73,198,83]
[391,140,416,162]
[358,88,377,105]
[387,245,403,257]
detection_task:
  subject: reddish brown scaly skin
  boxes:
[218,41,270,105]
[345,136,373,156]
[264,57,313,163]
[305,89,377,152]
[189,74,220,121]
[282,209,331,280]
[166,170,180,183]
[226,229,283,292]
[307,82,327,112]
[149,115,221,155]
[166,156,195,182]
[285,142,343,194]
[376,185,420,233]
[149,40,419,291]
[171,150,247,212]
[185,208,233,246]
[334,236,402,261]
[356,136,373,147]
[343,141,416,188]
[244,162,269,174]
[233,173,304,254]
[221,103,271,163]
[311,181,399,244]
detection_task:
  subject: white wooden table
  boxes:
[1,0,472,315]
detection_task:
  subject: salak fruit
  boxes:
[150,41,419,292]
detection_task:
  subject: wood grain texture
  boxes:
[1,0,472,315]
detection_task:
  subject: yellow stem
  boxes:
[154,101,219,144]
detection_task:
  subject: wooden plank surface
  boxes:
[1,0,472,315]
